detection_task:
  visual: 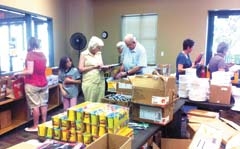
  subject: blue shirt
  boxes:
[59,67,81,98]
[176,52,192,80]
[122,42,147,74]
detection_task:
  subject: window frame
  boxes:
[121,13,158,65]
[0,5,54,74]
[206,10,240,65]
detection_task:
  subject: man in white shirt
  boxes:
[115,34,147,79]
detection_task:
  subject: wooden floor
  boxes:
[0,95,85,149]
[0,106,63,149]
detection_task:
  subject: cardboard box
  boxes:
[116,78,132,95]
[187,118,239,145]
[129,75,176,107]
[86,133,132,149]
[161,138,191,149]
[189,124,222,149]
[0,110,12,129]
[130,102,174,125]
[7,142,37,149]
[209,85,232,104]
[187,109,218,118]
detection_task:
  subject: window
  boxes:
[121,14,158,65]
[0,6,54,74]
[206,10,240,65]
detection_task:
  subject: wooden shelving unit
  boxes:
[0,84,61,136]
[48,84,61,111]
[0,98,28,135]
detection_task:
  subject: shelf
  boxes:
[0,120,29,135]
[48,104,60,111]
[0,98,23,106]
[0,84,61,136]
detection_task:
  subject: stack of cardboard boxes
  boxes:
[129,75,177,125]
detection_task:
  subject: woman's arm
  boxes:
[59,83,68,97]
[14,61,34,76]
[64,77,81,84]
[177,63,186,73]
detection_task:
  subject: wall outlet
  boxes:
[161,51,164,56]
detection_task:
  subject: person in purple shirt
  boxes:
[208,42,230,74]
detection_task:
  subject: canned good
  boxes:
[53,128,61,140]
[61,130,69,142]
[46,126,53,139]
[68,109,76,121]
[76,131,83,143]
[69,129,76,142]
[38,123,46,137]
[91,125,98,136]
[83,133,92,145]
[99,126,106,136]
[91,114,99,125]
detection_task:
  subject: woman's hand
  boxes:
[64,77,73,84]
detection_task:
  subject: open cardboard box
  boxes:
[187,117,239,145]
[128,75,177,107]
[116,78,133,95]
[86,133,132,149]
[161,138,191,149]
[7,141,37,149]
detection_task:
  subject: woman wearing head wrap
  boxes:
[78,36,105,102]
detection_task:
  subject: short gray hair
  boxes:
[116,41,125,49]
[124,34,136,43]
[217,42,228,54]
[88,36,104,49]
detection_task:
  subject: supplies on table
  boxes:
[116,78,132,95]
[155,64,171,76]
[38,102,131,145]
[211,71,232,86]
[47,75,58,86]
[0,77,8,100]
[0,76,11,100]
[188,77,209,102]
[178,68,197,98]
[11,76,25,99]
[106,77,117,93]
[209,71,232,105]
[101,93,131,107]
